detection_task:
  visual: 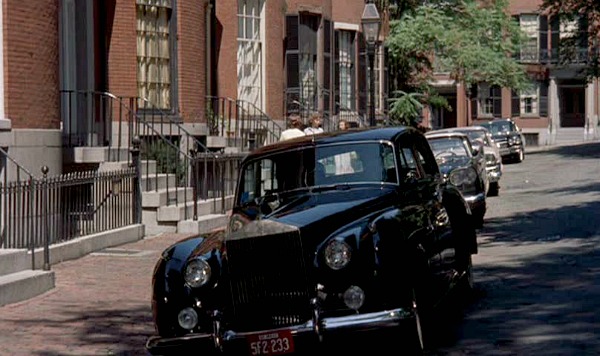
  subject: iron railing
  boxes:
[206,96,283,149]
[0,147,138,270]
[60,90,248,221]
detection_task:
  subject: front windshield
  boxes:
[481,121,513,135]
[237,142,397,205]
[428,137,470,161]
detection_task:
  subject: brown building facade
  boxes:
[429,0,600,146]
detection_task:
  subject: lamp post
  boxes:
[361,1,381,127]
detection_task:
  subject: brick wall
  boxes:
[331,0,362,24]
[107,0,137,99]
[508,0,542,15]
[178,0,207,123]
[215,0,237,100]
[3,0,59,129]
[264,0,285,119]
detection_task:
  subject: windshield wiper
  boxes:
[310,184,352,193]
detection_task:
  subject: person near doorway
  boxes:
[304,113,324,135]
[338,119,349,131]
[280,114,306,141]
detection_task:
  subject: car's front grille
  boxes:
[225,231,312,332]
[496,140,508,149]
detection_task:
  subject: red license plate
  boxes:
[247,330,295,355]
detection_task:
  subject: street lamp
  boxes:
[361,1,381,127]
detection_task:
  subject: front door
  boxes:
[559,86,585,128]
[60,0,111,146]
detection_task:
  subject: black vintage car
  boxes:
[425,131,488,228]
[478,118,525,163]
[146,127,478,355]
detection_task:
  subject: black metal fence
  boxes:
[0,147,138,270]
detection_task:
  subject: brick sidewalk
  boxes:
[0,233,194,356]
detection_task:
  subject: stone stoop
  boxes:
[0,250,55,307]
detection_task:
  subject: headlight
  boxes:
[324,240,352,270]
[343,285,365,310]
[508,136,521,146]
[178,307,198,330]
[184,258,212,288]
[484,153,496,165]
[449,167,477,186]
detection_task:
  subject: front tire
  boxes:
[487,182,499,197]
[404,289,425,355]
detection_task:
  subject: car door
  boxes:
[411,134,458,294]
[396,134,454,289]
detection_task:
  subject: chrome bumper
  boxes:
[485,164,502,182]
[464,192,486,210]
[146,307,415,354]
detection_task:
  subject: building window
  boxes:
[237,0,264,109]
[521,83,539,115]
[136,0,173,110]
[478,83,501,117]
[299,14,319,112]
[338,30,355,111]
[520,15,539,62]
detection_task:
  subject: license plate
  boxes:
[247,330,295,355]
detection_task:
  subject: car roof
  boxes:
[424,131,469,140]
[431,126,489,133]
[247,126,416,158]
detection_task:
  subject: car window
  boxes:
[428,137,470,158]
[238,142,397,204]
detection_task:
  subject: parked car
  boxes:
[145,126,478,355]
[478,118,525,163]
[432,126,503,196]
[425,131,487,228]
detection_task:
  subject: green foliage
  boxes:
[541,0,600,80]
[385,0,531,100]
[387,89,450,127]
[144,138,186,183]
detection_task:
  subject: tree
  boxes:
[384,0,531,121]
[541,0,600,79]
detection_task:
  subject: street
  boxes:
[429,142,600,355]
[0,142,599,355]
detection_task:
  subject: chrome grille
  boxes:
[225,231,312,331]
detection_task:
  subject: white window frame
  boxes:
[237,0,265,110]
[520,14,539,63]
[136,0,174,110]
[478,83,494,116]
[338,30,355,111]
[520,83,539,116]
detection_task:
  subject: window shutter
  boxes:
[512,15,520,60]
[324,20,331,53]
[285,15,300,114]
[540,15,548,62]
[492,86,502,118]
[334,30,340,114]
[357,32,367,116]
[578,15,588,49]
[470,85,478,120]
[286,15,299,50]
[550,16,560,62]
[511,90,520,117]
[539,80,549,117]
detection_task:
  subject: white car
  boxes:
[430,126,503,196]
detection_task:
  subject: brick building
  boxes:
[428,0,600,146]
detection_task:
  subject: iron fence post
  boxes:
[41,166,50,271]
[190,149,198,220]
[131,136,142,224]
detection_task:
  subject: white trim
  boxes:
[334,22,359,31]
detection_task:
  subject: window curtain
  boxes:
[137,0,172,110]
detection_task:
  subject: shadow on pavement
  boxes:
[424,200,600,355]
